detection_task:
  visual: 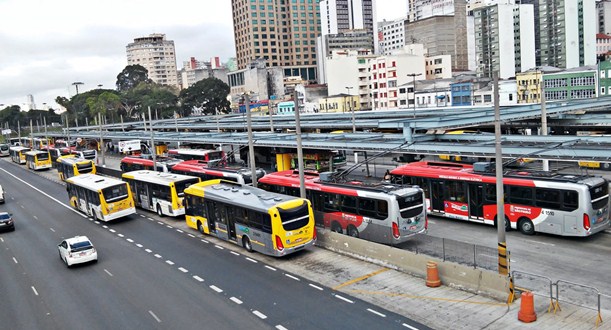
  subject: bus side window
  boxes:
[561,190,578,211]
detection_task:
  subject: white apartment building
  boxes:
[378,18,406,55]
[126,34,179,88]
[407,0,456,22]
[472,79,518,106]
[425,54,452,79]
[325,49,377,109]
[370,45,426,110]
[598,0,611,35]
[473,2,535,79]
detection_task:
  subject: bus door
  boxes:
[430,180,446,213]
[225,208,237,241]
[468,183,485,221]
[136,181,151,210]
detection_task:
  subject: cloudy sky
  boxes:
[0,0,407,109]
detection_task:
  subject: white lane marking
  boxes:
[201,239,209,244]
[136,244,143,248]
[102,225,108,229]
[94,221,100,224]
[31,286,39,296]
[118,234,124,238]
[335,295,354,304]
[0,169,88,218]
[285,274,300,281]
[147,218,154,221]
[402,323,420,330]
[309,284,323,291]
[178,267,188,273]
[214,245,224,250]
[140,214,146,218]
[166,225,172,229]
[0,238,3,242]
[187,234,195,238]
[166,260,175,265]
[245,257,258,263]
[176,229,184,233]
[109,229,116,233]
[148,310,161,323]
[252,311,267,319]
[230,251,240,256]
[154,254,162,258]
[276,325,288,330]
[193,275,204,282]
[33,216,38,220]
[126,238,134,243]
[367,308,386,317]
[145,249,152,253]
[104,269,113,277]
[49,228,55,232]
[158,222,164,225]
[20,205,24,209]
[210,285,223,293]
[265,265,277,271]
[230,297,243,304]
[12,257,18,264]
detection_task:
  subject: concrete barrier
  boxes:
[316,229,510,301]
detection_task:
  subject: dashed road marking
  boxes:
[118,234,124,238]
[49,228,55,232]
[104,269,113,277]
[309,284,323,291]
[252,310,267,319]
[149,310,161,323]
[31,286,39,296]
[285,274,300,281]
[126,238,134,243]
[402,323,420,330]
[265,265,276,271]
[109,229,116,233]
[178,267,188,273]
[230,251,240,256]
[245,257,258,263]
[210,285,223,293]
[367,308,386,317]
[154,254,162,258]
[136,244,143,248]
[188,234,195,238]
[276,325,288,330]
[166,260,175,265]
[335,295,354,304]
[145,249,152,253]
[230,297,243,304]
[176,229,183,233]
[13,257,18,264]
[193,275,204,282]
[214,245,224,250]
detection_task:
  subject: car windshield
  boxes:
[0,213,10,220]
[70,241,93,252]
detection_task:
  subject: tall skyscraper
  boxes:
[126,34,179,88]
[539,0,596,69]
[231,0,321,82]
[317,0,377,83]
[598,0,611,35]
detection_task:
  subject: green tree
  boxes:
[116,65,151,92]
[86,92,122,123]
[120,82,179,119]
[179,77,230,116]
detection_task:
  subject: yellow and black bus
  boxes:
[65,174,136,222]
[25,150,52,170]
[9,146,30,164]
[56,155,96,181]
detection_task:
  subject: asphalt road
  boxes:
[0,159,429,330]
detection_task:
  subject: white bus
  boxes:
[0,143,9,157]
[65,174,136,222]
[25,150,52,170]
[122,170,200,217]
[9,146,30,164]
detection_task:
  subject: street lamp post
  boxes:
[406,73,422,118]
[345,86,355,133]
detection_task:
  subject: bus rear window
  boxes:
[590,183,609,210]
[175,179,200,197]
[278,201,310,231]
[397,192,424,218]
[103,184,129,202]
[76,162,94,173]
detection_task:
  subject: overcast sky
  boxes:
[0,0,407,109]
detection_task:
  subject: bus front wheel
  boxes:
[156,205,164,217]
[518,218,535,235]
[347,225,359,238]
[197,221,204,234]
[242,236,253,253]
[331,222,343,234]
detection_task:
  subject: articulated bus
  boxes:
[390,161,611,237]
[9,146,30,164]
[0,143,9,157]
[120,156,183,173]
[170,159,266,185]
[122,170,200,217]
[184,179,316,257]
[167,148,225,162]
[258,170,427,245]
[25,150,52,170]
[65,174,136,221]
[56,155,96,181]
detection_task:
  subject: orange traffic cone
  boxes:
[518,291,537,323]
[426,261,441,287]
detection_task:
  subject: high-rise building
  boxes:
[379,18,406,56]
[598,0,611,35]
[126,34,179,88]
[473,2,535,79]
[539,0,596,69]
[231,0,321,82]
[407,0,457,22]
[317,0,377,83]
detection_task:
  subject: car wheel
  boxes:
[242,236,253,253]
[157,205,164,217]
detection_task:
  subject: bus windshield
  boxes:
[175,179,200,197]
[37,153,50,161]
[103,184,129,203]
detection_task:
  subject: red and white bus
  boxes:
[258,170,427,245]
[170,160,266,185]
[167,148,225,162]
[390,161,611,237]
[120,156,183,173]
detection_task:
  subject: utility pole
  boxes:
[345,86,355,133]
[294,86,306,199]
[493,73,508,277]
[540,79,549,171]
[407,73,422,118]
[99,113,105,167]
[245,93,258,188]
[148,106,156,171]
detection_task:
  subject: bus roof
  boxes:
[122,170,199,186]
[58,156,93,165]
[184,179,304,212]
[168,148,219,156]
[121,156,183,166]
[172,159,261,175]
[390,161,604,186]
[24,150,49,155]
[66,174,126,191]
[9,146,30,152]
[260,170,420,196]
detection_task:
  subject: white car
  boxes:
[58,236,98,267]
[0,184,5,203]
